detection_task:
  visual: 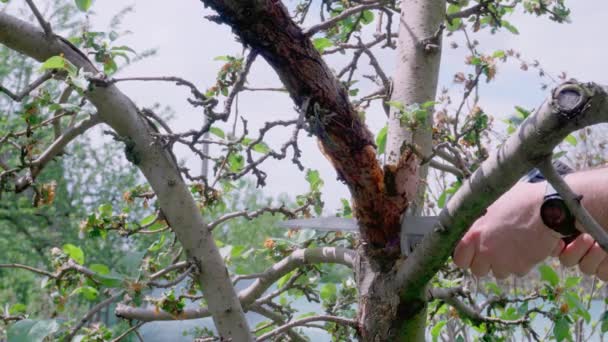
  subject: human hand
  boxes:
[453,181,565,278]
[558,233,608,280]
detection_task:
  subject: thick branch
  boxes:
[0,12,251,340]
[200,0,401,247]
[396,81,608,303]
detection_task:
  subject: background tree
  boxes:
[1,0,608,341]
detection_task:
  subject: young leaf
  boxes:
[210,127,225,139]
[312,38,333,53]
[376,125,388,155]
[40,56,68,71]
[538,264,559,287]
[71,286,99,301]
[89,263,110,275]
[75,0,93,12]
[564,134,578,146]
[62,244,85,265]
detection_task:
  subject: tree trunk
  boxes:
[356,252,427,341]
[357,0,446,340]
[386,0,446,214]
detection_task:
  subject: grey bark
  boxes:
[386,0,446,214]
[0,12,252,341]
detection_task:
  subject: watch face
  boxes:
[540,198,578,236]
[541,201,567,227]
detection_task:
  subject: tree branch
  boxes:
[0,12,252,340]
[256,315,357,341]
[0,71,53,102]
[396,81,608,305]
[14,115,102,192]
[25,0,52,35]
[115,247,356,321]
[66,291,125,341]
[303,3,383,36]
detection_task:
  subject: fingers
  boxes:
[454,239,475,270]
[578,242,606,275]
[470,255,490,277]
[596,258,608,281]
[551,239,565,257]
[559,234,595,267]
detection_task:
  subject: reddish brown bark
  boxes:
[200,0,417,249]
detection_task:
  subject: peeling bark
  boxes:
[200,0,409,249]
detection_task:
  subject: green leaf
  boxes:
[89,263,110,275]
[376,125,388,155]
[7,320,59,342]
[148,234,166,252]
[514,106,531,119]
[210,127,225,139]
[538,264,559,287]
[140,214,156,226]
[320,283,337,301]
[565,291,591,323]
[485,282,502,296]
[553,316,570,342]
[564,134,578,146]
[98,203,113,218]
[227,154,244,172]
[601,311,608,333]
[62,244,85,265]
[313,38,333,53]
[501,20,519,34]
[40,56,68,71]
[564,276,581,289]
[252,142,271,154]
[9,303,27,315]
[361,10,374,24]
[75,0,93,12]
[431,320,447,342]
[71,286,99,301]
[95,272,124,288]
[385,100,405,111]
[305,169,323,191]
[492,50,506,59]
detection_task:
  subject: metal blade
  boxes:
[278,217,359,232]
[278,216,439,235]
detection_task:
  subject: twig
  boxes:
[25,0,52,35]
[256,315,357,341]
[147,265,194,288]
[111,321,145,342]
[303,3,383,36]
[66,291,125,340]
[0,71,53,102]
[148,261,189,281]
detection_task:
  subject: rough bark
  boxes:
[0,13,252,341]
[361,1,445,340]
[199,0,410,248]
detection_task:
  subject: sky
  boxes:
[10,0,608,213]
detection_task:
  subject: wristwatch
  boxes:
[522,160,581,243]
